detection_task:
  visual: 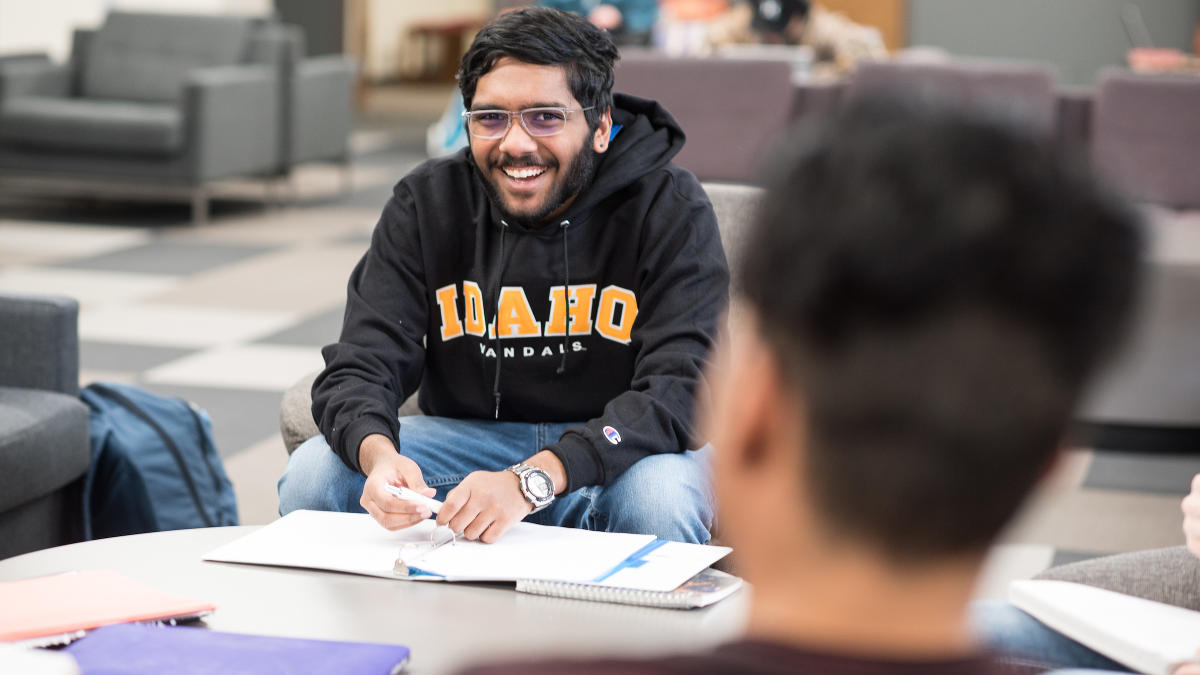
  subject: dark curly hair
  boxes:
[458,6,619,130]
[745,99,1143,562]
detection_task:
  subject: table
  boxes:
[0,527,748,674]
[406,17,486,83]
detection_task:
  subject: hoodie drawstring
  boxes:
[492,222,509,419]
[491,218,570,418]
[557,219,571,374]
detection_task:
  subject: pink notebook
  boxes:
[0,569,215,645]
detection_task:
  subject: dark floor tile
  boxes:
[81,341,197,372]
[135,382,283,460]
[0,194,267,227]
[254,305,346,348]
[1049,549,1106,569]
[339,183,397,210]
[333,232,373,248]
[51,240,277,276]
[1083,450,1200,495]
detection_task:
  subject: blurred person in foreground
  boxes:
[460,100,1143,674]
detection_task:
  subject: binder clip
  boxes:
[393,525,458,576]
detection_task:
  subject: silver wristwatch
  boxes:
[508,463,555,514]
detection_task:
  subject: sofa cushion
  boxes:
[0,388,89,513]
[1093,71,1200,210]
[82,11,254,103]
[0,97,183,157]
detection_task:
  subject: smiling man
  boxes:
[277,7,729,545]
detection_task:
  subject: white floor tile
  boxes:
[973,543,1056,602]
[144,344,324,391]
[78,370,138,387]
[79,304,296,348]
[0,267,179,308]
[223,435,289,526]
[0,221,150,257]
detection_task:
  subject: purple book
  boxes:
[63,624,409,674]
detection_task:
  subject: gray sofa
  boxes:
[0,11,356,225]
[279,182,765,454]
[844,58,1058,135]
[0,294,90,560]
[614,52,794,184]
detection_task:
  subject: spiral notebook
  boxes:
[516,567,743,609]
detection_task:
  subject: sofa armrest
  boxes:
[279,369,422,455]
[0,293,79,395]
[0,60,71,101]
[183,63,280,181]
[280,370,321,455]
[289,56,358,165]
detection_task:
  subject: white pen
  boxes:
[383,483,443,514]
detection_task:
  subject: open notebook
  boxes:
[1010,579,1200,675]
[204,510,736,605]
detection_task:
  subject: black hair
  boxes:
[743,99,1143,563]
[458,6,619,130]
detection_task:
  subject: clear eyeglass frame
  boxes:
[462,106,595,139]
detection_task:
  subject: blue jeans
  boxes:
[278,416,715,544]
[970,600,1129,673]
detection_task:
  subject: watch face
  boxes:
[528,471,553,500]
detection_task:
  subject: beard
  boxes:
[477,133,599,229]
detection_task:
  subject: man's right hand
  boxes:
[1182,473,1200,559]
[359,433,436,531]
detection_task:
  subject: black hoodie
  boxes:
[313,93,729,492]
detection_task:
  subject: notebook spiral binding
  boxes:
[515,568,743,609]
[516,579,696,608]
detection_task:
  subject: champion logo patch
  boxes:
[603,426,622,445]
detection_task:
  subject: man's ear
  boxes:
[593,108,613,154]
[726,336,783,471]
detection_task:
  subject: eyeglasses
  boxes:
[462,106,594,139]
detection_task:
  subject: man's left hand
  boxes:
[437,470,531,543]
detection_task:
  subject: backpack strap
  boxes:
[86,383,217,528]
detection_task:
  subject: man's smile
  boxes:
[502,166,547,180]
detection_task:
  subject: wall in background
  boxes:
[363,0,491,82]
[0,0,270,61]
[908,0,1199,85]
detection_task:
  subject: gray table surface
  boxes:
[0,527,749,674]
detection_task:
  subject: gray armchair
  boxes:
[0,11,284,225]
[0,293,89,560]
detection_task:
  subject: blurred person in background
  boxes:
[538,0,659,46]
[655,0,729,55]
[709,0,886,74]
[457,99,1143,674]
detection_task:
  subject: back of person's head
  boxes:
[742,100,1142,564]
[458,6,619,130]
[751,0,811,34]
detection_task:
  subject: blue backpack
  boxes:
[80,382,239,539]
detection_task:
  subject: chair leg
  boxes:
[191,187,209,226]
